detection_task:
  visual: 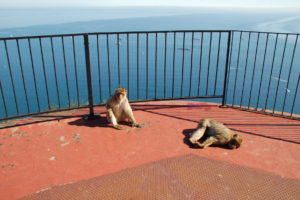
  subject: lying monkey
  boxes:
[189,118,242,149]
[106,88,142,130]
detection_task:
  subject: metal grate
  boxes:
[20,154,300,200]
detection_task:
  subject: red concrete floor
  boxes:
[0,101,300,200]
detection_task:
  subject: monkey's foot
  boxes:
[113,124,124,130]
[194,142,207,148]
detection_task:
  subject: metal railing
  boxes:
[0,30,299,121]
[224,31,300,119]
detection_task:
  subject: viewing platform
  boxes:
[0,29,299,199]
[1,101,299,199]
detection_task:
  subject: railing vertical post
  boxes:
[290,74,300,118]
[83,34,95,120]
[221,31,232,107]
[0,81,8,117]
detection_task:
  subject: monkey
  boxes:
[189,118,242,149]
[106,88,142,130]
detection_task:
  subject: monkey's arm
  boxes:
[106,108,123,130]
[124,104,142,128]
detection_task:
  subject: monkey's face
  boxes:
[227,134,243,149]
[115,88,127,100]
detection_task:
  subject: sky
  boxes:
[1,0,300,8]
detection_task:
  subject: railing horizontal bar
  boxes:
[2,30,299,41]
[233,30,300,35]
[0,30,233,41]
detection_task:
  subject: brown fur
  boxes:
[189,118,243,149]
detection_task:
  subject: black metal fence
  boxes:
[225,31,300,119]
[0,30,299,121]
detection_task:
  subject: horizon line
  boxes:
[1,5,300,9]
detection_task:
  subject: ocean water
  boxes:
[1,7,300,36]
[0,7,299,118]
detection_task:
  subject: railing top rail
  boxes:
[0,30,232,41]
[1,29,299,41]
[0,29,299,41]
[233,30,300,35]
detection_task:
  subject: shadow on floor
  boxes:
[68,116,109,128]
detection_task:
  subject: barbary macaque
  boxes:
[106,88,142,130]
[189,118,243,149]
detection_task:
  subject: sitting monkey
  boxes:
[189,118,242,149]
[106,88,142,130]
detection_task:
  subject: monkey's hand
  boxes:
[132,122,143,128]
[113,124,124,130]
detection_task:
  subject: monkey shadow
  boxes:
[182,129,233,150]
[68,115,110,128]
[182,128,202,149]
[68,115,134,129]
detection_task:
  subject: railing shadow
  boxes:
[1,103,299,145]
[136,105,300,145]
[0,115,82,130]
[0,104,201,129]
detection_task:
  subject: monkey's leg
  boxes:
[189,127,206,145]
[107,108,123,130]
[196,137,218,148]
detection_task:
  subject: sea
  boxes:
[0,7,299,118]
